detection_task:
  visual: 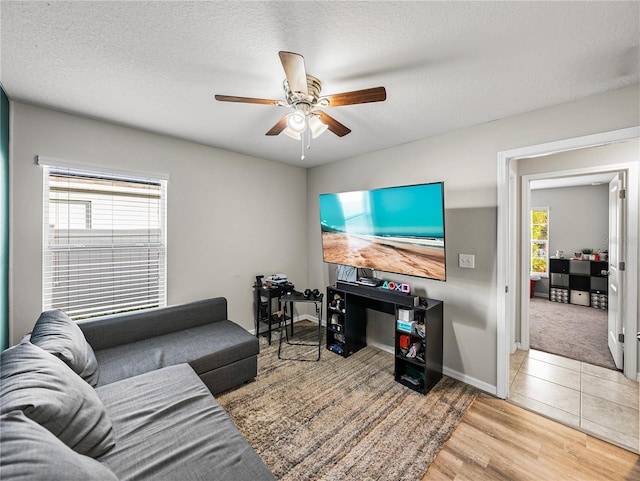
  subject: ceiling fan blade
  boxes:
[314,111,351,137]
[215,94,280,105]
[279,51,308,96]
[265,115,289,136]
[323,86,387,107]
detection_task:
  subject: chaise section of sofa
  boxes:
[77,297,259,395]
[96,364,275,481]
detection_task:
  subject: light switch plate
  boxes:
[459,254,475,269]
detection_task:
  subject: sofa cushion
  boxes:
[0,342,115,457]
[0,410,119,481]
[30,309,99,386]
[95,320,258,386]
[96,364,275,481]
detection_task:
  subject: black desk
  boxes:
[253,283,288,344]
[327,282,443,394]
[278,292,324,361]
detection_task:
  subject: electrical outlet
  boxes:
[459,254,475,269]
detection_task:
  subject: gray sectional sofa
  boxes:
[0,297,276,481]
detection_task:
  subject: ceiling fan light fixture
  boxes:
[283,127,302,140]
[308,115,328,138]
[286,110,307,133]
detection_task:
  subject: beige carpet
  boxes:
[217,322,478,481]
[529,296,616,370]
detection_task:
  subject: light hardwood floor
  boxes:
[422,394,640,481]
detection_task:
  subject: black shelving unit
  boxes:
[326,286,366,357]
[548,258,608,309]
[253,282,289,344]
[394,301,443,395]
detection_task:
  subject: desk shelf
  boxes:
[395,333,426,369]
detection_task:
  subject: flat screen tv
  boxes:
[319,182,446,281]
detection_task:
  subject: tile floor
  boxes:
[509,348,639,453]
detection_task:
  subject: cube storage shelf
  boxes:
[548,258,608,309]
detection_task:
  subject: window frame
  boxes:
[530,206,550,277]
[41,161,168,320]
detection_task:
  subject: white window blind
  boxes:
[42,165,167,320]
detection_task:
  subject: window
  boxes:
[530,207,549,275]
[42,164,167,320]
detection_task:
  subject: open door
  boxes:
[607,172,625,370]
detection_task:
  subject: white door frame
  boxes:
[496,126,639,399]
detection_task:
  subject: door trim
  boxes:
[497,126,639,399]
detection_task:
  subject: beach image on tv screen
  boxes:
[319,182,446,281]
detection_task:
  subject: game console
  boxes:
[357,277,382,287]
[266,274,288,285]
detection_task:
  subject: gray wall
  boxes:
[531,184,608,295]
[9,102,308,343]
[307,85,639,392]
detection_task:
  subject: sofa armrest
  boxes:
[78,297,228,350]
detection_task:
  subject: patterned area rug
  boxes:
[217,322,478,481]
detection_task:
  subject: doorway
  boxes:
[522,170,618,369]
[496,127,639,452]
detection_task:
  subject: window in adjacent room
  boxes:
[530,207,549,276]
[42,164,167,320]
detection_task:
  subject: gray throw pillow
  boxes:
[0,410,119,481]
[29,309,100,386]
[0,342,115,457]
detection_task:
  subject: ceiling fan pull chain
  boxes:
[300,135,305,161]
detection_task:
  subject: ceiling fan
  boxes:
[215,51,386,159]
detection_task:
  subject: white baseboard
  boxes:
[296,314,322,325]
[443,366,498,396]
[368,340,393,355]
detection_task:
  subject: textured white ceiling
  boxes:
[1,1,638,167]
